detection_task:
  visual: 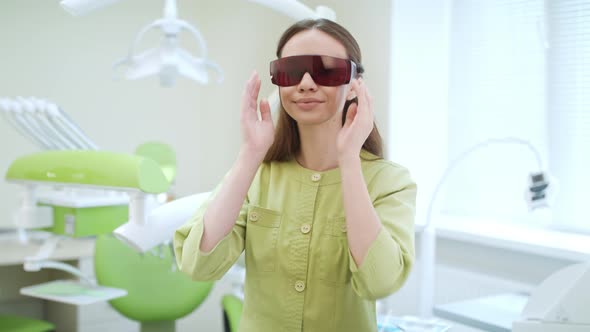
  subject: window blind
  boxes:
[445,0,547,221]
[547,0,590,232]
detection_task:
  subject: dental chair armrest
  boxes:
[114,191,211,253]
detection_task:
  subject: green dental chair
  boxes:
[0,315,55,332]
[222,294,243,332]
[94,235,213,332]
[4,142,214,331]
[94,142,214,332]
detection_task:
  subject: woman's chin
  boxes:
[288,109,337,126]
[293,114,332,126]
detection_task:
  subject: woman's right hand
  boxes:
[240,71,275,161]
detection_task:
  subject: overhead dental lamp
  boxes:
[61,0,223,87]
[60,0,335,96]
[112,0,223,87]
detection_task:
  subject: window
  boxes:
[547,0,590,233]
[442,0,589,233]
[389,0,589,233]
[445,0,547,223]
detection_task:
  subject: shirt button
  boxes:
[311,173,321,182]
[249,212,259,222]
[300,224,311,234]
[295,280,306,292]
[340,224,347,233]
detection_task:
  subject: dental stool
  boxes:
[94,235,214,332]
[221,294,243,332]
[0,315,55,332]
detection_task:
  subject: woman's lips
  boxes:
[294,99,324,110]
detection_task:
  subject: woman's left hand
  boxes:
[337,78,374,163]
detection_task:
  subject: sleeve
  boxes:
[173,178,249,282]
[348,165,417,300]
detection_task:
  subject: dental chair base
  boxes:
[140,321,175,332]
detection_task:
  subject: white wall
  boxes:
[389,0,450,227]
[0,0,392,228]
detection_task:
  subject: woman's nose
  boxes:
[298,72,318,91]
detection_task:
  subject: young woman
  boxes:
[174,18,417,332]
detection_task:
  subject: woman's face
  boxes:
[279,29,352,126]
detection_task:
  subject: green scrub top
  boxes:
[174,150,417,332]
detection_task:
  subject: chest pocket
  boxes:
[245,205,282,273]
[319,216,351,285]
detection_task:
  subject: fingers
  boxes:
[243,71,257,99]
[365,81,373,117]
[241,71,261,121]
[251,72,261,101]
[356,79,369,115]
[260,99,273,123]
[344,102,357,128]
[249,71,261,108]
[351,78,374,122]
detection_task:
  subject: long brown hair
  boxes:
[264,19,383,163]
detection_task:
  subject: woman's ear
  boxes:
[346,85,357,101]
